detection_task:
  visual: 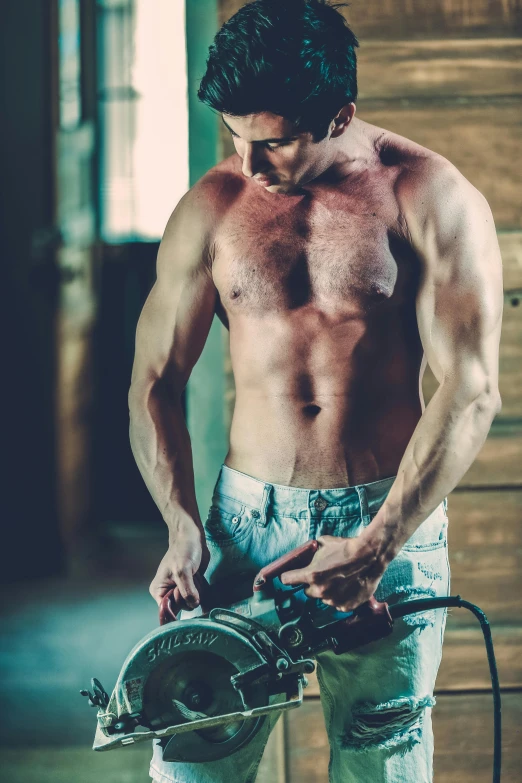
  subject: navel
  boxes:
[303,404,322,418]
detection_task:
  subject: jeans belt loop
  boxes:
[256,483,272,527]
[355,484,370,524]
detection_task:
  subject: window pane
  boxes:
[59,0,82,129]
[98,0,189,242]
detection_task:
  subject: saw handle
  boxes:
[159,572,211,625]
[253,540,393,647]
[331,596,394,653]
[253,539,319,591]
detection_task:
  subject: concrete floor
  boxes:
[0,527,167,782]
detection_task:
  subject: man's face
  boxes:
[222,112,332,194]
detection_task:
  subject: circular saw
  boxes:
[84,540,393,763]
[82,539,502,779]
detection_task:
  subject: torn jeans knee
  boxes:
[341,695,436,753]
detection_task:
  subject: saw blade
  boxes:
[171,699,209,722]
[142,650,248,743]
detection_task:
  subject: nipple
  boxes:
[370,282,392,299]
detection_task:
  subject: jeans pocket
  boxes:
[204,494,251,545]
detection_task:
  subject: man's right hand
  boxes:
[149,520,211,609]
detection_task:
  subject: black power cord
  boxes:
[389,595,501,783]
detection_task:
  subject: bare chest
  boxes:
[212,191,416,319]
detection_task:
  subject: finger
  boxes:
[175,566,200,609]
[280,568,310,586]
[316,535,336,546]
[334,602,357,613]
[318,597,336,607]
[303,584,324,600]
[149,579,170,606]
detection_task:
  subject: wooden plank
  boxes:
[284,702,328,783]
[284,693,522,783]
[56,320,95,546]
[422,285,522,417]
[446,489,522,623]
[357,102,522,229]
[437,627,522,690]
[448,487,522,549]
[341,0,522,40]
[500,231,522,291]
[219,0,522,38]
[433,692,522,782]
[257,719,286,783]
[303,626,522,696]
[359,40,522,100]
[218,0,241,26]
[458,419,522,487]
[495,290,522,416]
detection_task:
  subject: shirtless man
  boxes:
[129,1,503,781]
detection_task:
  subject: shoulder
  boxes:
[168,160,245,231]
[363,119,487,219]
[373,129,492,241]
[160,160,245,247]
[157,160,246,277]
[370,129,498,283]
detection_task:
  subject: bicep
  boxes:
[130,199,218,398]
[410,169,503,401]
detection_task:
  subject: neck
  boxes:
[320,118,378,182]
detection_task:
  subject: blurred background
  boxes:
[0,1,521,781]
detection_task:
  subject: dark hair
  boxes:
[198,0,358,141]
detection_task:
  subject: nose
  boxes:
[241,142,264,178]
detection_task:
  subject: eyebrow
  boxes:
[221,116,296,143]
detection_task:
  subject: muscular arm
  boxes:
[363,158,503,561]
[129,185,217,603]
[281,158,503,608]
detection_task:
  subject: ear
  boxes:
[330,103,356,138]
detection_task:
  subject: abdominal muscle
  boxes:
[223,309,425,489]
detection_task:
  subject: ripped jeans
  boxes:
[150,464,450,783]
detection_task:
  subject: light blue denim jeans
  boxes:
[150,464,450,783]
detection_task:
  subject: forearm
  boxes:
[129,379,202,541]
[361,380,501,563]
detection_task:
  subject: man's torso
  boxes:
[202,121,438,488]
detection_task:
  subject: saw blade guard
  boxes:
[93,617,271,756]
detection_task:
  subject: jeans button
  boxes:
[314,497,328,511]
[251,510,260,519]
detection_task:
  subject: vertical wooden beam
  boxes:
[257,717,287,783]
[185,0,228,518]
[0,0,64,579]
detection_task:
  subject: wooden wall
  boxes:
[216,1,522,780]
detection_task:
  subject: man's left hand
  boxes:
[280,535,388,612]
